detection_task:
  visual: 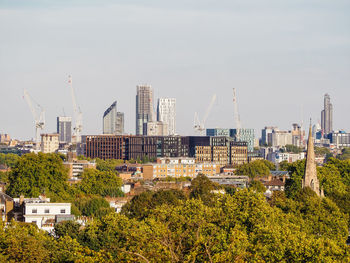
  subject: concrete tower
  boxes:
[136,85,153,135]
[321,94,333,136]
[303,123,323,196]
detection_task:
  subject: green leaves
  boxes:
[6,153,69,198]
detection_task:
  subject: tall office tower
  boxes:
[157,98,176,135]
[321,93,333,135]
[136,85,153,135]
[57,116,72,143]
[103,101,124,135]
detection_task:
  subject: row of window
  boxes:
[31,208,66,214]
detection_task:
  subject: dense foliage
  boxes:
[235,160,275,178]
[1,188,349,262]
[6,153,69,199]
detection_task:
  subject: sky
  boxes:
[0,0,349,140]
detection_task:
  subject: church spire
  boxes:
[303,121,323,196]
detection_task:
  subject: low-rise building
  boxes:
[143,161,220,179]
[0,192,14,222]
[23,199,72,232]
[41,133,59,153]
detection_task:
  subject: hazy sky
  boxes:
[1,0,349,140]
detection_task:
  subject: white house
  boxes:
[23,201,72,232]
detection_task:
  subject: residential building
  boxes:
[136,85,153,135]
[321,93,333,136]
[145,121,169,136]
[328,131,350,148]
[157,98,176,135]
[23,201,72,232]
[0,192,13,222]
[57,116,72,143]
[143,161,220,179]
[103,101,124,135]
[41,133,59,153]
[63,152,96,181]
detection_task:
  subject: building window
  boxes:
[45,209,50,214]
[32,209,37,214]
[60,209,66,214]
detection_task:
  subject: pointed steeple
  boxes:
[303,120,323,196]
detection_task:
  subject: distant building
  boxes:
[328,131,350,148]
[116,112,124,135]
[136,85,153,135]
[143,160,220,179]
[0,134,11,143]
[261,127,276,146]
[57,116,72,143]
[206,128,255,152]
[157,98,176,135]
[291,123,305,147]
[41,134,59,153]
[321,93,333,136]
[231,128,255,152]
[63,152,96,181]
[269,130,292,147]
[145,121,169,136]
[103,101,124,135]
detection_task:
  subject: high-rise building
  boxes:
[57,117,72,143]
[103,101,124,135]
[136,85,154,135]
[321,94,333,135]
[41,133,59,153]
[261,126,277,146]
[157,98,176,135]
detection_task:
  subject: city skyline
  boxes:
[0,1,349,140]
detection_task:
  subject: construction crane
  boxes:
[68,75,83,143]
[23,89,45,151]
[194,94,217,135]
[233,88,241,141]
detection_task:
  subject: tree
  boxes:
[122,189,187,220]
[189,174,217,205]
[249,180,266,193]
[284,159,305,198]
[75,196,113,217]
[0,153,19,168]
[54,220,81,240]
[95,158,124,173]
[6,153,69,198]
[337,148,350,160]
[78,168,123,197]
[236,160,271,178]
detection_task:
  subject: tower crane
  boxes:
[194,94,217,135]
[68,75,83,143]
[233,88,241,141]
[23,89,45,151]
